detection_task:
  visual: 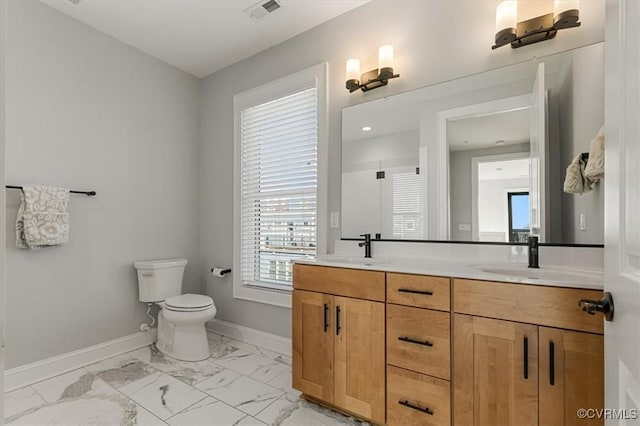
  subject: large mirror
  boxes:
[341,42,604,245]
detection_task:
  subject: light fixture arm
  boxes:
[493,1,581,50]
[346,68,400,93]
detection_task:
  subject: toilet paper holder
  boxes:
[211,268,232,277]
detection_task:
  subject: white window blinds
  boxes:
[240,87,318,289]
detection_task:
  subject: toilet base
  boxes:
[156,311,212,362]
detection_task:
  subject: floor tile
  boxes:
[214,351,289,383]
[132,405,169,425]
[166,397,245,426]
[235,416,267,425]
[4,387,45,419]
[128,345,228,386]
[266,369,298,395]
[273,399,369,426]
[6,374,146,426]
[86,353,158,389]
[221,338,284,361]
[255,393,299,425]
[119,371,207,420]
[30,368,92,402]
[196,370,283,416]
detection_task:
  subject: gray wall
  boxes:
[5,0,201,368]
[558,43,605,244]
[449,143,530,241]
[199,0,605,338]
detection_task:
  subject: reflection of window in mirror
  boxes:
[508,192,530,243]
[472,154,530,243]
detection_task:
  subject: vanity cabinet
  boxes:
[453,278,604,426]
[386,273,452,426]
[292,265,386,424]
[538,327,604,426]
[292,264,604,426]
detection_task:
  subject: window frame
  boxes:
[233,63,328,308]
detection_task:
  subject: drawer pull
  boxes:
[523,336,529,379]
[398,336,433,347]
[399,400,433,416]
[398,288,433,296]
[323,303,329,333]
[550,341,555,386]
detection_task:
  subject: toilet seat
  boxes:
[164,294,214,312]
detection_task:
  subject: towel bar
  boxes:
[5,185,96,196]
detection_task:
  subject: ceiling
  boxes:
[40,0,370,78]
[447,108,531,151]
[478,158,530,181]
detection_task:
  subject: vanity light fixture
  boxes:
[493,0,580,50]
[346,45,399,93]
[362,126,372,132]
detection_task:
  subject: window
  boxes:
[234,64,327,308]
[508,191,530,243]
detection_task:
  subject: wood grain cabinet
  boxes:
[292,266,605,426]
[292,265,385,424]
[453,279,605,426]
[386,273,452,426]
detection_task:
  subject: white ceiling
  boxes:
[40,0,370,78]
[478,158,530,181]
[447,108,531,151]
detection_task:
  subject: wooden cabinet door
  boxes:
[334,296,385,424]
[453,314,538,426]
[292,290,334,402]
[539,327,604,426]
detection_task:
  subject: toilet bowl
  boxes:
[156,294,217,361]
[134,259,217,362]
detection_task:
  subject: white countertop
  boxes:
[295,255,604,290]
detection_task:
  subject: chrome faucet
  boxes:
[359,233,372,258]
[528,235,539,268]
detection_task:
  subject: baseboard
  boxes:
[206,319,291,357]
[5,329,157,392]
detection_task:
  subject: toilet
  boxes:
[134,258,216,362]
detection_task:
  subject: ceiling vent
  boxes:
[244,0,282,22]
[68,0,82,4]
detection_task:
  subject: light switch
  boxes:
[330,212,340,228]
[580,214,587,231]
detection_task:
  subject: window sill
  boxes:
[233,282,292,309]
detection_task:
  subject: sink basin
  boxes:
[320,256,389,266]
[479,266,601,283]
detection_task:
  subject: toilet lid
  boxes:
[165,294,213,311]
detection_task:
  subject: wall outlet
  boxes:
[580,214,587,231]
[330,212,340,228]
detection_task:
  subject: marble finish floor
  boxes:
[5,332,369,426]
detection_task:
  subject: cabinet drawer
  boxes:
[387,273,450,311]
[293,264,385,302]
[453,279,604,334]
[387,304,450,379]
[387,365,451,426]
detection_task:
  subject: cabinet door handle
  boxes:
[398,288,433,296]
[323,303,329,333]
[398,336,433,347]
[398,400,433,416]
[336,306,341,336]
[523,336,529,379]
[549,341,555,386]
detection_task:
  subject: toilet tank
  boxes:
[134,258,188,302]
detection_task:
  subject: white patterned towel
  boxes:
[16,185,70,249]
[584,126,605,182]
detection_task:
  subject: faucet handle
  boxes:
[360,233,371,239]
